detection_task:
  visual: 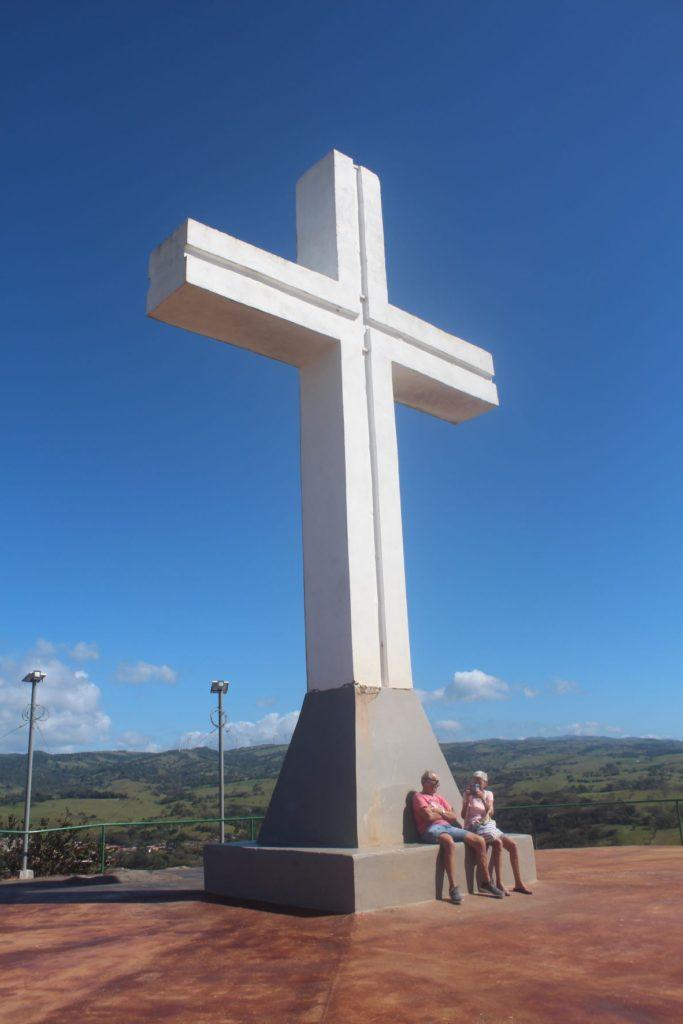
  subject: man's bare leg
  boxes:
[502,835,533,893]
[438,834,457,890]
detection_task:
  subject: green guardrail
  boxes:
[1,796,682,875]
[497,796,683,847]
[0,815,265,875]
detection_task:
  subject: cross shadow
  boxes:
[2,872,122,892]
[0,874,206,906]
[0,872,336,916]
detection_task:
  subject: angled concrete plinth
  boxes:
[204,836,536,914]
[259,685,463,849]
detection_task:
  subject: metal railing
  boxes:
[496,796,683,847]
[0,815,265,875]
[1,796,682,876]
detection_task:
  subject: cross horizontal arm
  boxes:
[377,317,498,426]
[372,309,499,426]
[391,355,498,425]
[369,301,494,381]
[147,219,360,367]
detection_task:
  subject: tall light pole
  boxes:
[210,680,229,843]
[20,670,46,879]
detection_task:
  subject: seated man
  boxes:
[413,770,504,904]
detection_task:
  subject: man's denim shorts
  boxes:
[421,823,469,843]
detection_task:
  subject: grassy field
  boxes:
[1,737,682,873]
[440,737,683,849]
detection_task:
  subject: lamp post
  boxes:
[210,680,229,843]
[20,670,46,879]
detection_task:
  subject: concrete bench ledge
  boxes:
[204,835,536,914]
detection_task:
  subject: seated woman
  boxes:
[462,770,533,895]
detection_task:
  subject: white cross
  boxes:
[147,151,498,692]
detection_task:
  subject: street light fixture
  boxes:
[210,680,229,843]
[22,671,46,684]
[20,670,46,878]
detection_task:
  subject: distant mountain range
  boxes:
[2,737,682,850]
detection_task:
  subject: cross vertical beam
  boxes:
[296,152,412,689]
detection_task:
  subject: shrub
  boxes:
[0,813,99,879]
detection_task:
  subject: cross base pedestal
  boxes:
[204,836,536,914]
[257,684,465,849]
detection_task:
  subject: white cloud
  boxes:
[523,686,539,698]
[116,661,178,685]
[179,711,299,752]
[34,638,58,657]
[434,719,462,736]
[418,687,445,703]
[32,638,100,662]
[553,678,582,695]
[115,730,161,753]
[178,730,212,750]
[227,711,299,748]
[0,644,111,753]
[421,669,509,704]
[71,641,100,662]
[563,722,624,737]
[255,696,277,709]
[450,670,509,701]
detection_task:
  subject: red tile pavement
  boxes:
[1,847,682,1024]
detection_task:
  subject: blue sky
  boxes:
[1,1,681,753]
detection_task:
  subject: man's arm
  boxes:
[423,805,446,822]
[413,795,431,824]
[418,800,446,824]
[414,795,451,825]
[439,798,464,827]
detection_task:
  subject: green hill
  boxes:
[441,736,683,848]
[1,737,681,874]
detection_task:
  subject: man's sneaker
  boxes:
[448,885,463,905]
[480,881,504,899]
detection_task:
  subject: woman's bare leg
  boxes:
[464,832,492,884]
[491,838,508,893]
[502,836,532,893]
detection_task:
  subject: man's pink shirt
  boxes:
[412,792,451,835]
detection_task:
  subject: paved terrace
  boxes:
[1,847,682,1024]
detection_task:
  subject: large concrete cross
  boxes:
[147,151,518,907]
[148,151,498,694]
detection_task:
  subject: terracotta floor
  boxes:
[1,847,682,1024]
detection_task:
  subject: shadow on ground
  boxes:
[0,868,332,915]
